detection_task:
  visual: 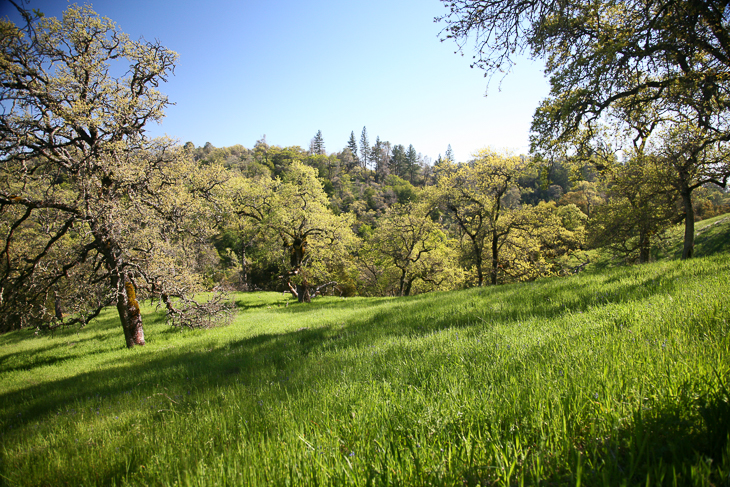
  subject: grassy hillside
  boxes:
[583,213,730,269]
[1,229,729,485]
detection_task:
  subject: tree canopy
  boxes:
[437,0,730,259]
[0,5,229,345]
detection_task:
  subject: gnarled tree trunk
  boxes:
[113,273,145,348]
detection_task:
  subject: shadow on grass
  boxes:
[1,252,728,485]
[0,258,709,429]
[575,376,730,486]
[3,254,727,416]
[694,217,730,257]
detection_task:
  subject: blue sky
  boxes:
[2,0,550,163]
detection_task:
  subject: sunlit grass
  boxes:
[1,247,729,485]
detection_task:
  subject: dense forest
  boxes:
[190,134,730,298]
[1,4,730,346]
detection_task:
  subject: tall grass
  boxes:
[1,251,729,485]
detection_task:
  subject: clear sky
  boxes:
[2,0,550,163]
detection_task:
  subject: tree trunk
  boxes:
[296,283,311,303]
[240,244,248,291]
[680,188,695,260]
[471,237,484,287]
[403,278,413,297]
[490,229,499,286]
[398,269,408,297]
[114,274,145,348]
[638,228,650,264]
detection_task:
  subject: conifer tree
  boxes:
[445,145,455,163]
[311,130,326,155]
[406,144,419,184]
[390,144,407,178]
[360,127,370,169]
[347,131,359,160]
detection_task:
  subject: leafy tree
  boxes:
[437,0,730,259]
[226,163,358,302]
[653,125,730,258]
[437,151,525,285]
[337,148,358,174]
[438,150,580,285]
[268,145,307,177]
[588,160,679,263]
[364,198,458,296]
[557,181,604,218]
[0,5,229,344]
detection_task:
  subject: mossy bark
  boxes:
[114,274,145,348]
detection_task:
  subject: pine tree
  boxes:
[370,136,391,182]
[311,130,325,155]
[406,144,419,184]
[359,126,370,169]
[347,131,359,165]
[445,144,454,163]
[390,144,407,178]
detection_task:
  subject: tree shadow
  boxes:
[1,254,727,485]
[576,377,730,485]
[694,219,730,257]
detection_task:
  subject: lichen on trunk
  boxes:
[116,276,145,348]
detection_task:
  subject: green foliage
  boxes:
[1,250,729,485]
[361,198,462,296]
[438,0,730,261]
[437,150,582,286]
[0,5,228,345]
[224,163,359,301]
[359,127,370,169]
[311,130,326,155]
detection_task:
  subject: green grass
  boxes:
[1,250,730,485]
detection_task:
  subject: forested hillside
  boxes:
[2,236,729,486]
[2,2,730,484]
[190,135,729,299]
[1,3,729,349]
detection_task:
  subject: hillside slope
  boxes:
[1,238,729,485]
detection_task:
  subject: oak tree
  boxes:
[364,197,459,296]
[226,163,358,302]
[438,0,730,258]
[0,5,228,345]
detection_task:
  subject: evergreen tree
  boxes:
[370,136,391,182]
[311,130,325,155]
[445,145,455,163]
[359,126,370,169]
[390,144,407,178]
[347,131,359,162]
[406,144,419,184]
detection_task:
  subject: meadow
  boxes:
[1,216,729,486]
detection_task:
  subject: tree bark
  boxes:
[403,278,413,297]
[398,268,408,297]
[680,188,695,260]
[114,274,145,348]
[490,228,499,285]
[296,283,311,303]
[475,252,484,287]
[638,228,651,263]
[240,244,248,291]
